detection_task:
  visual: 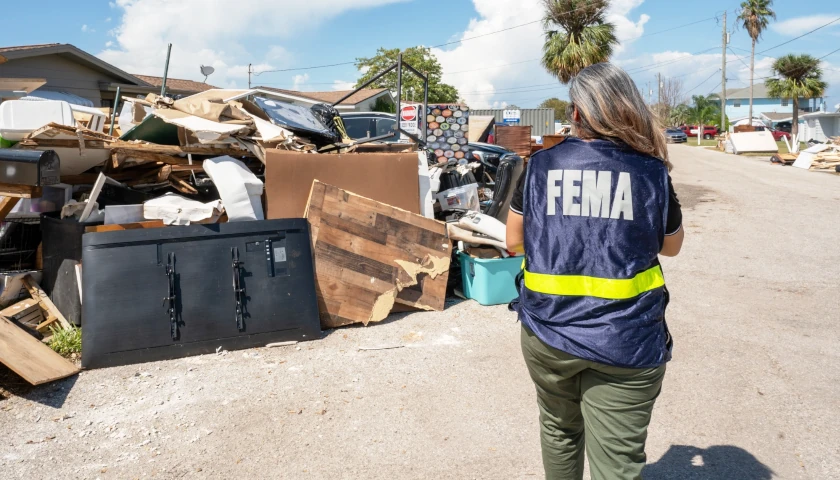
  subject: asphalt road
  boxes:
[1,145,838,479]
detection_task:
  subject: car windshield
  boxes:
[666,128,682,133]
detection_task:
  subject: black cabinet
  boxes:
[81,219,321,369]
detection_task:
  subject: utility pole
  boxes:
[248,63,252,89]
[647,81,651,104]
[160,43,172,98]
[721,11,727,133]
[657,72,661,105]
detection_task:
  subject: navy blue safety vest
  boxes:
[515,137,672,369]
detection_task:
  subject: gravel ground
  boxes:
[1,145,838,479]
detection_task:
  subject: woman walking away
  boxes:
[506,62,684,480]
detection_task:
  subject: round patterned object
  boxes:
[456,117,467,125]
[447,137,457,144]
[429,122,440,130]
[427,115,436,123]
[446,117,456,124]
[444,150,455,158]
[451,144,461,152]
[432,108,441,116]
[427,135,437,143]
[434,128,443,136]
[434,149,444,157]
[448,105,459,111]
[461,124,469,132]
[442,109,453,118]
[437,156,447,164]
[444,129,454,137]
[461,106,469,112]
[454,131,464,138]
[457,138,468,145]
[440,123,450,130]
[434,116,444,123]
[450,124,460,132]
[454,151,464,159]
[453,110,463,118]
[430,142,440,149]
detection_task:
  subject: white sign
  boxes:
[503,109,521,123]
[399,104,421,138]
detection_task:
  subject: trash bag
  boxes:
[310,103,347,143]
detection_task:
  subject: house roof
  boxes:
[132,74,217,93]
[0,43,147,86]
[254,86,390,105]
[761,111,807,122]
[719,83,771,100]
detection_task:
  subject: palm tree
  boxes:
[766,54,827,152]
[541,0,618,83]
[688,95,722,145]
[737,0,776,124]
[669,104,691,127]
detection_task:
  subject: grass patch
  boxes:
[684,139,718,147]
[48,325,81,357]
[685,139,806,154]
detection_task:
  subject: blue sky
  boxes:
[2,0,839,108]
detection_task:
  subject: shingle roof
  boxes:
[0,44,62,54]
[254,86,390,105]
[761,111,807,121]
[132,74,217,93]
[721,83,770,99]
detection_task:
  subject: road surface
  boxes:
[1,144,838,479]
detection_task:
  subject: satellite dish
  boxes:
[200,65,215,82]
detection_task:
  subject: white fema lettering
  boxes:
[546,170,634,220]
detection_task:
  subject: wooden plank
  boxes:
[0,184,42,198]
[494,126,532,158]
[85,220,165,233]
[0,298,41,321]
[305,181,450,329]
[22,276,72,330]
[0,315,79,385]
[108,141,252,157]
[0,196,20,220]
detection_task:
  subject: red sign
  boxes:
[400,105,417,122]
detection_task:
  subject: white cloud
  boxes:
[98,0,406,87]
[432,0,649,108]
[292,74,310,90]
[81,24,94,33]
[771,14,840,36]
[332,80,356,91]
[105,17,112,22]
[105,41,114,48]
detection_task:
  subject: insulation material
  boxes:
[426,104,471,163]
[305,181,450,328]
[468,115,495,143]
[202,156,264,221]
[728,131,779,154]
[143,193,223,225]
[152,109,250,144]
[457,212,507,244]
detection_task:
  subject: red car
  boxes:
[680,125,719,139]
[768,128,791,141]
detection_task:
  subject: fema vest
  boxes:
[515,137,672,369]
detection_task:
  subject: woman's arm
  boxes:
[660,227,684,257]
[660,175,684,257]
[506,211,525,254]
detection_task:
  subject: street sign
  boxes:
[400,105,417,122]
[503,109,521,124]
[399,103,422,140]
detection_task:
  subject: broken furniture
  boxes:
[81,219,321,368]
[494,125,532,159]
[0,99,75,142]
[305,181,450,328]
[0,314,78,385]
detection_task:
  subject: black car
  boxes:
[663,127,687,143]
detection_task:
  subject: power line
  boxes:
[686,69,721,94]
[757,16,840,55]
[625,46,721,74]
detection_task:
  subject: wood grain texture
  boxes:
[22,276,72,330]
[306,181,451,329]
[0,315,79,385]
[84,221,165,233]
[494,125,533,158]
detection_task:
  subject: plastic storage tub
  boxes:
[458,251,522,305]
[0,100,76,141]
[436,183,479,212]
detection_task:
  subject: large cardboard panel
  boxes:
[265,150,421,218]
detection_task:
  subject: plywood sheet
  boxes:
[495,125,532,158]
[0,315,78,385]
[305,181,450,329]
[729,131,778,154]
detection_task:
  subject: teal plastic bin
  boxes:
[459,251,522,306]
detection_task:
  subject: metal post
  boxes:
[108,86,121,137]
[396,53,402,137]
[160,43,172,97]
[423,72,429,143]
[248,63,252,89]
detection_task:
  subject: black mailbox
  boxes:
[0,149,60,186]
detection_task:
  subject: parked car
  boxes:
[340,112,399,140]
[663,127,687,143]
[752,125,791,141]
[680,125,719,139]
[775,121,792,133]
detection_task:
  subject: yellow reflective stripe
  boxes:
[524,265,665,300]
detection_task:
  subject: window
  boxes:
[342,118,373,140]
[781,98,789,107]
[374,118,398,139]
[733,100,741,107]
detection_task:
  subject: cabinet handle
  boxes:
[163,252,178,340]
[231,247,245,331]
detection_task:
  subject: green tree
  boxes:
[766,54,827,149]
[539,97,570,121]
[668,104,691,127]
[688,95,722,144]
[371,96,395,113]
[354,46,459,103]
[737,0,776,123]
[541,0,618,83]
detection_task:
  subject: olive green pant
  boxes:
[520,325,666,480]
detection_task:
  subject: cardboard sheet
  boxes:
[153,109,250,143]
[265,150,421,219]
[729,131,778,154]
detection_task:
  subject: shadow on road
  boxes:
[644,445,774,480]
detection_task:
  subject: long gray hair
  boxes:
[568,63,671,168]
